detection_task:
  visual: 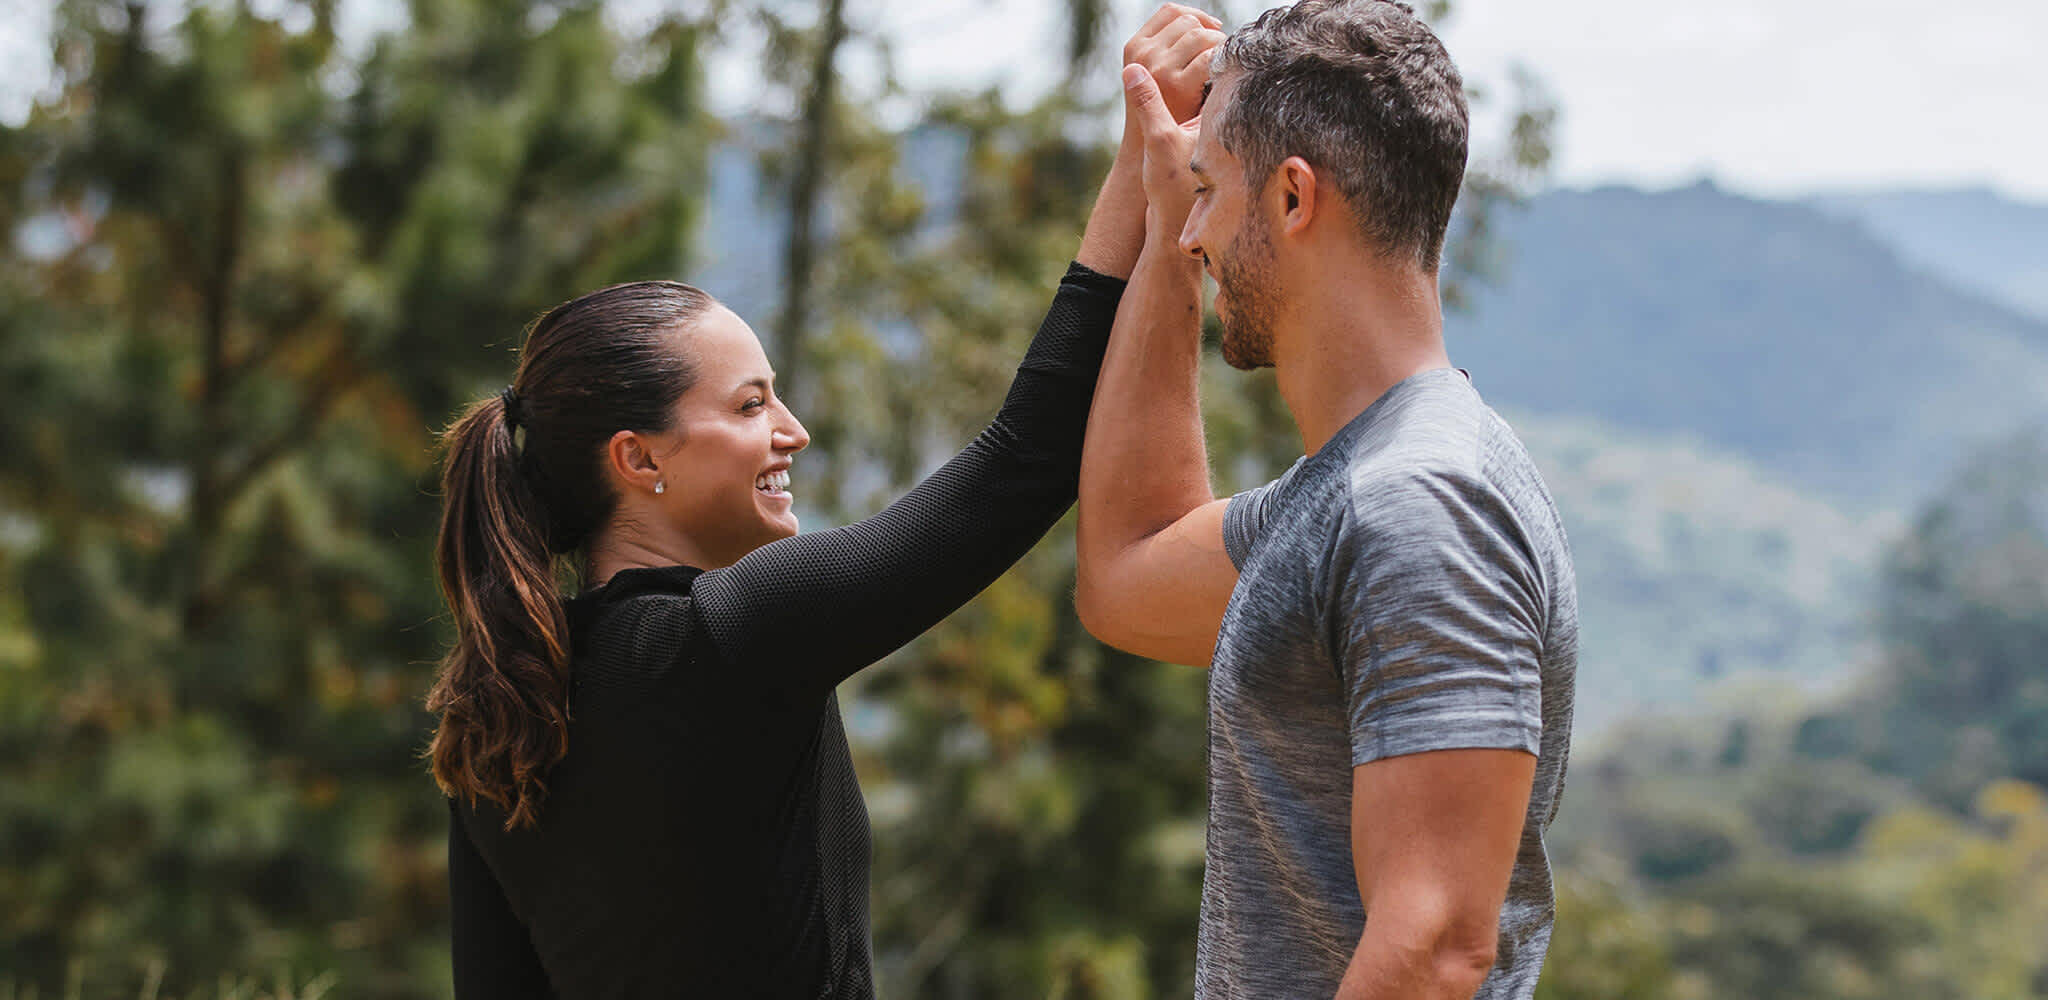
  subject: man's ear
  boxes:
[606,429,662,494]
[1275,155,1319,236]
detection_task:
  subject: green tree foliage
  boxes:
[1,0,712,991]
[1865,428,2048,803]
[1858,781,2048,999]
[1532,878,1677,1000]
[1542,778,2048,1000]
[1543,428,2048,998]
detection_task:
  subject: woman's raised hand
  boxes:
[1122,4,1226,129]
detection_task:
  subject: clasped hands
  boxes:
[1118,4,1225,239]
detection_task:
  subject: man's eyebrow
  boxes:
[1189,159,1207,177]
[736,375,773,392]
[1199,80,1213,109]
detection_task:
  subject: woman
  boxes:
[428,10,1226,996]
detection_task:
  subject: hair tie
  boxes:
[500,386,524,429]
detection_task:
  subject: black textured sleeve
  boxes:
[448,801,555,999]
[690,263,1125,694]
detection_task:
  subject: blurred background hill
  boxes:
[1,0,2044,997]
[1812,188,2048,322]
[1451,182,2048,506]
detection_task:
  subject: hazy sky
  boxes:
[865,0,2048,201]
[3,0,2042,201]
[1439,0,2046,200]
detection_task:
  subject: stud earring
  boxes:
[654,480,665,495]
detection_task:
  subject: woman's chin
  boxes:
[760,500,799,537]
[742,488,800,542]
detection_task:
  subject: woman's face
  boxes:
[653,306,809,566]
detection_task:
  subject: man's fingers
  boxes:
[1122,64,1178,140]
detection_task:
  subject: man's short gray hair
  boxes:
[1213,0,1468,270]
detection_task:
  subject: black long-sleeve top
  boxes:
[448,264,1125,999]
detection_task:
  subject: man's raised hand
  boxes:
[1078,11,1232,670]
[1122,62,1203,239]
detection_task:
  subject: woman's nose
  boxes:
[777,407,810,453]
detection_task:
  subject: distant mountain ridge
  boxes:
[1447,180,2048,507]
[1809,187,2048,322]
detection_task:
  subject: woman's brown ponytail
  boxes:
[427,281,713,830]
[427,392,573,830]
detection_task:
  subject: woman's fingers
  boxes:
[1162,25,1225,77]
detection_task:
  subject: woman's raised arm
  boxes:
[689,263,1123,695]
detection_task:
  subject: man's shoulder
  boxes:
[1329,429,1559,579]
[1336,428,1494,523]
[1244,375,1555,555]
[1337,384,1551,526]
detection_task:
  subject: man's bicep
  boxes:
[1076,497,1237,666]
[1349,749,1534,948]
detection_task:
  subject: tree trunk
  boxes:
[182,151,245,635]
[772,0,849,404]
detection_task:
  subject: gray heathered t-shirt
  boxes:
[1197,367,1577,999]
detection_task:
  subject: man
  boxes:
[1075,2,1577,998]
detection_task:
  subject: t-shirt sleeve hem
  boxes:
[1222,489,1260,570]
[1351,720,1541,768]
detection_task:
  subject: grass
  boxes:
[0,963,337,1000]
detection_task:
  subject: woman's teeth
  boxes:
[755,469,790,494]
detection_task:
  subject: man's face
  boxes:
[1182,75,1282,371]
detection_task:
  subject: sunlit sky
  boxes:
[3,0,2043,201]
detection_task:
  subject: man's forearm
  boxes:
[1074,133,1148,281]
[1077,223,1210,564]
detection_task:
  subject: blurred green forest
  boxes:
[2,0,2045,997]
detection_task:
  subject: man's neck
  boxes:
[1272,263,1450,455]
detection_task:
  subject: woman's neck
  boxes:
[586,526,720,588]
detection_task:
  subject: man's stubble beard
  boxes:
[1216,212,1281,372]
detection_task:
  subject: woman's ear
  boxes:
[606,429,663,495]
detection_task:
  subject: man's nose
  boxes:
[1177,213,1204,262]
